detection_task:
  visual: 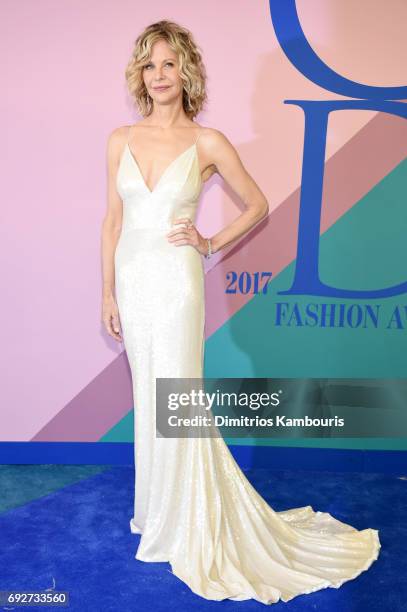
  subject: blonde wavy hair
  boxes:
[125,20,208,119]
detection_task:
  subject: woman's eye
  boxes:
[143,62,173,70]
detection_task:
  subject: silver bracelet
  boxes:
[204,238,212,259]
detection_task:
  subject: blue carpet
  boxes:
[0,465,403,611]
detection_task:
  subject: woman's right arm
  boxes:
[101,127,124,342]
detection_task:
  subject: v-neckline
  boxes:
[126,142,197,195]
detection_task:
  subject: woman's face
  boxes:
[143,39,183,106]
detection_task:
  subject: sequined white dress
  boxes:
[114,124,381,605]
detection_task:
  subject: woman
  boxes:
[101,20,380,606]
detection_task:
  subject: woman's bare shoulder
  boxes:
[195,125,231,150]
[109,119,153,146]
[106,123,141,157]
[108,124,131,143]
[105,125,132,165]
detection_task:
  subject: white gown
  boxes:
[114,124,381,605]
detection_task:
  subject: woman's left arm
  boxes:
[202,128,269,255]
[167,128,269,256]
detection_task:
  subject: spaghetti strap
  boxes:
[127,124,134,145]
[194,129,202,146]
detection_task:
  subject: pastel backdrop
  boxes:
[1,0,406,462]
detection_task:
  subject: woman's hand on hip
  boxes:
[167,218,208,256]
